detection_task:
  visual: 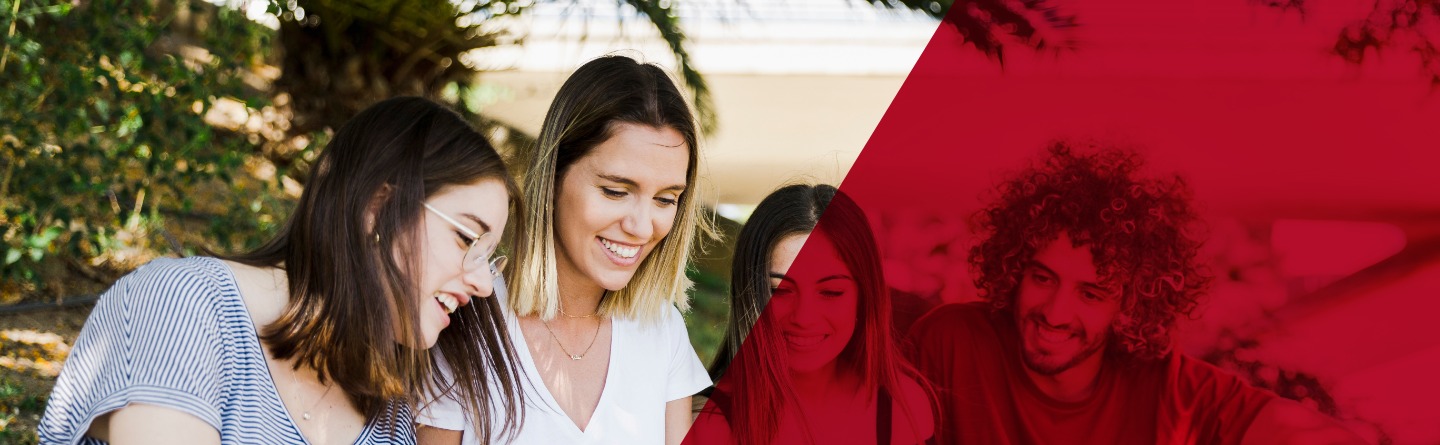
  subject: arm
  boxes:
[666,396,694,445]
[417,425,465,445]
[88,404,220,445]
[687,399,734,445]
[1240,398,1368,445]
[41,259,230,444]
[661,305,712,445]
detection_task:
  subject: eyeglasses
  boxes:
[423,203,507,279]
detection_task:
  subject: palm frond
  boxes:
[860,0,1078,64]
[621,0,718,135]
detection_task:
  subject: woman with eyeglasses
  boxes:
[690,184,935,445]
[417,55,712,445]
[40,97,525,445]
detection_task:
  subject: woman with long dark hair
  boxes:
[695,183,934,445]
[40,97,525,445]
[418,55,712,445]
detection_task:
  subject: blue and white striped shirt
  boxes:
[39,256,415,444]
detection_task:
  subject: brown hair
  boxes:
[230,97,524,441]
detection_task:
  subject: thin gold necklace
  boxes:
[290,369,334,421]
[540,317,603,361]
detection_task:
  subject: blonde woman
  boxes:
[418,55,712,445]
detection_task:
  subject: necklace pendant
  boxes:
[302,412,312,420]
[571,354,583,360]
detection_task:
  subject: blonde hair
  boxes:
[509,55,714,325]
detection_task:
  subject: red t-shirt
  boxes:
[908,303,1275,445]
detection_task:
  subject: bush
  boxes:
[1,0,286,299]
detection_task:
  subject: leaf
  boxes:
[4,0,279,294]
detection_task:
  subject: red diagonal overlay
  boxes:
[688,0,1440,444]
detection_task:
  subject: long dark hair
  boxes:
[706,183,928,445]
[229,97,525,441]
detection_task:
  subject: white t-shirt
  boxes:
[418,281,711,445]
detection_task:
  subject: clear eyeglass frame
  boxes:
[423,203,507,279]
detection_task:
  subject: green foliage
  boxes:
[0,0,282,292]
[269,0,530,146]
[264,0,721,162]
[622,0,716,134]
[684,266,730,365]
[0,375,44,444]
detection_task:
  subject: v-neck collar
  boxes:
[509,309,619,437]
[213,257,382,445]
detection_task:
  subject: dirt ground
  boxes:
[0,305,94,444]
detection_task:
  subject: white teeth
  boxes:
[785,334,827,347]
[1035,323,1073,344]
[600,238,640,259]
[436,293,458,314]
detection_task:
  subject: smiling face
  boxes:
[1013,232,1121,376]
[410,178,510,348]
[767,230,859,375]
[553,122,690,297]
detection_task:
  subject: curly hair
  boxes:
[969,142,1212,360]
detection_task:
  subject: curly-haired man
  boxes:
[909,144,1363,444]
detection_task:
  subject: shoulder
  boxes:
[102,256,237,323]
[40,257,243,443]
[663,303,687,327]
[219,259,292,325]
[658,304,701,353]
[121,256,231,295]
[115,256,248,353]
[894,374,933,414]
[1168,353,1264,391]
[1167,354,1276,407]
[891,375,936,441]
[1151,354,1278,438]
[104,256,251,365]
[622,303,688,336]
[623,304,693,356]
[643,304,711,397]
[1160,355,1359,445]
